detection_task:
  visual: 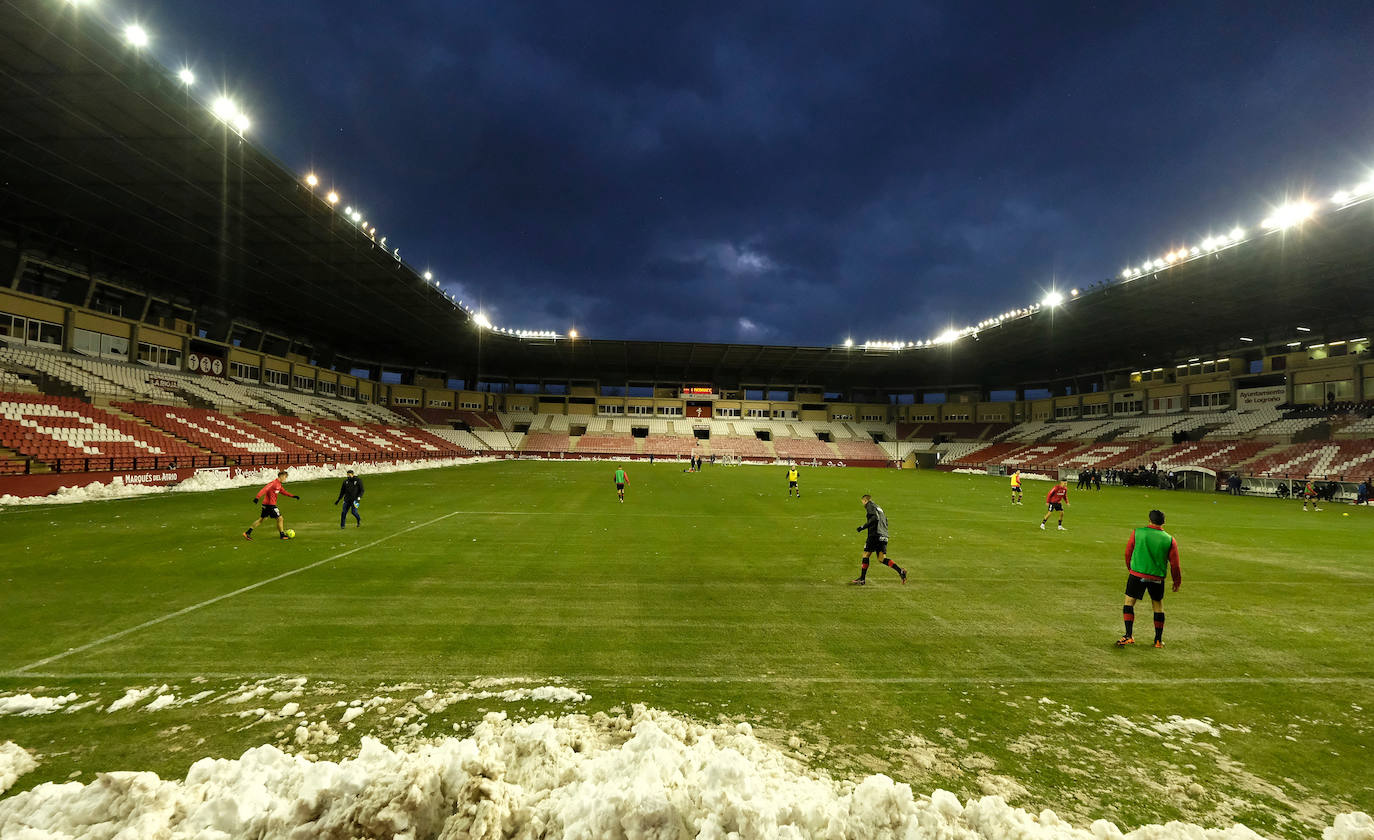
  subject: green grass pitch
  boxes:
[1,461,1369,835]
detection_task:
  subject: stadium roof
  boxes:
[3,2,1373,391]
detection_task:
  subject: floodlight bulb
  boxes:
[233,112,250,132]
[474,312,492,329]
[844,338,854,347]
[305,173,319,187]
[569,329,578,339]
[212,97,237,122]
[1332,190,1350,205]
[423,271,433,281]
[326,192,339,204]
[178,67,195,85]
[1229,227,1243,240]
[124,24,148,47]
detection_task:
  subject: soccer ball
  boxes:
[285,529,296,539]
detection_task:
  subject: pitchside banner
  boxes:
[186,351,225,377]
[1236,385,1285,410]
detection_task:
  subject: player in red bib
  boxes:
[244,470,300,540]
[1040,480,1068,531]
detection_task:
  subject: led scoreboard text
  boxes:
[681,387,717,400]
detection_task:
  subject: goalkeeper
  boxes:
[335,469,364,528]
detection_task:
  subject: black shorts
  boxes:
[864,536,888,554]
[788,480,798,487]
[616,482,625,491]
[1047,502,1064,512]
[260,505,280,519]
[1125,574,1165,602]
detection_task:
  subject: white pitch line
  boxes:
[6,511,463,676]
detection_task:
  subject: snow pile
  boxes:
[0,693,78,717]
[1325,812,1374,840]
[1,705,1363,838]
[952,468,1056,481]
[143,694,177,713]
[0,742,37,795]
[0,455,498,507]
[105,685,165,713]
[1153,716,1222,738]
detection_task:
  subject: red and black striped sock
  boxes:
[1122,605,1134,637]
[881,558,905,575]
[1153,612,1165,642]
[859,558,869,580]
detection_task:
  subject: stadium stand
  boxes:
[833,439,890,461]
[522,431,574,453]
[115,403,314,461]
[1,394,199,471]
[772,435,837,461]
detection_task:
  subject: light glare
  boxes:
[123,24,148,47]
[177,67,195,85]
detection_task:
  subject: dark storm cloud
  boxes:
[153,1,1374,344]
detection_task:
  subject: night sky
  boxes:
[111,2,1374,345]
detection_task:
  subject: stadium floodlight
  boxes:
[326,192,339,204]
[1332,190,1351,205]
[233,112,250,132]
[1070,288,1079,296]
[1296,325,1311,332]
[1229,227,1244,240]
[1239,336,1254,342]
[305,173,318,187]
[423,271,433,281]
[935,329,959,345]
[178,67,195,85]
[212,97,237,122]
[843,338,854,347]
[1151,259,1164,269]
[343,205,353,214]
[1189,246,1199,256]
[473,312,492,329]
[124,24,149,47]
[569,329,578,338]
[1042,291,1064,308]
[1262,201,1314,230]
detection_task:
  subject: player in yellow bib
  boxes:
[1010,470,1023,505]
[787,466,800,498]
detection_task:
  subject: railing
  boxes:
[0,449,471,475]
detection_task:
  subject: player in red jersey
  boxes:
[244,470,301,540]
[1040,480,1068,531]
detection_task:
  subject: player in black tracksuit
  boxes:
[335,470,364,528]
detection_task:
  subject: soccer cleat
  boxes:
[242,531,252,541]
[1153,640,1164,648]
[900,569,908,584]
[1115,636,1135,647]
[1039,522,1046,530]
[849,578,867,586]
[1057,525,1066,531]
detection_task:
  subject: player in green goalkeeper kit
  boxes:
[1116,509,1182,648]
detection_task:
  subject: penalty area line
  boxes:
[5,510,463,676]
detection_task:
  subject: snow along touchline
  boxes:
[6,511,464,676]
